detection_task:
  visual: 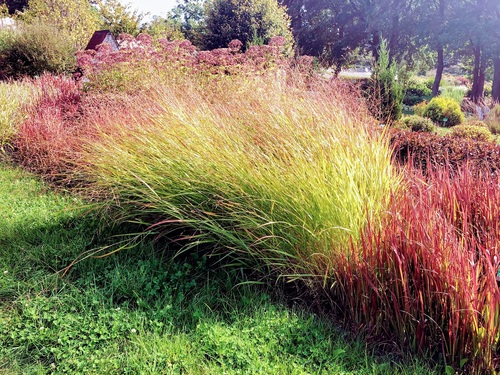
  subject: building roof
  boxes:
[85,30,119,51]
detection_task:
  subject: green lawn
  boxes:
[0,164,438,374]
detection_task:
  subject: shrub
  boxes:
[403,78,432,106]
[390,130,500,175]
[439,86,466,104]
[76,35,306,94]
[0,21,77,78]
[395,115,435,132]
[465,119,488,128]
[450,124,494,142]
[412,100,428,117]
[367,40,404,124]
[422,97,464,127]
[485,104,500,134]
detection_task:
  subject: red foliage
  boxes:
[12,74,86,181]
[333,164,500,372]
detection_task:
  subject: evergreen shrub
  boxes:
[422,97,464,127]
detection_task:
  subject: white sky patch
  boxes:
[122,0,178,21]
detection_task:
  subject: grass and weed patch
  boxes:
[0,165,436,374]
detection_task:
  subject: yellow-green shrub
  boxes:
[422,97,464,127]
[450,124,494,142]
[395,115,435,132]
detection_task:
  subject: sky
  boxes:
[123,0,178,20]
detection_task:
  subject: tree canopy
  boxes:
[203,0,293,51]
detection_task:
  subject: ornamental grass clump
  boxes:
[80,74,398,276]
[0,80,35,150]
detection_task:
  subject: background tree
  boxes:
[492,2,500,102]
[144,15,184,40]
[169,0,205,46]
[96,0,145,36]
[292,0,366,74]
[1,0,28,14]
[203,0,293,51]
[21,0,101,47]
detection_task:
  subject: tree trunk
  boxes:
[470,45,485,102]
[372,32,380,62]
[492,57,500,103]
[432,45,444,97]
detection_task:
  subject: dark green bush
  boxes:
[396,115,435,132]
[422,97,464,127]
[403,78,432,106]
[368,41,404,124]
[390,130,500,175]
[450,124,494,142]
[0,21,77,78]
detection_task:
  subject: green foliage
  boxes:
[439,86,466,104]
[403,78,432,106]
[203,0,293,52]
[396,115,435,132]
[450,124,494,142]
[369,40,404,123]
[422,97,464,127]
[144,16,184,41]
[96,0,145,36]
[167,0,206,46]
[0,165,437,375]
[0,21,77,78]
[21,0,101,47]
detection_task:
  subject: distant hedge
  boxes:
[390,130,500,175]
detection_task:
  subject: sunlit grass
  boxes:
[81,75,399,278]
[0,164,436,374]
[0,81,35,149]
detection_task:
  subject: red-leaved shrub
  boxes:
[390,130,500,176]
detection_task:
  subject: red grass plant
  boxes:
[331,162,500,373]
[12,74,87,181]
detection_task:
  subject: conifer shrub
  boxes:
[422,97,464,127]
[403,78,432,106]
[367,40,404,124]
